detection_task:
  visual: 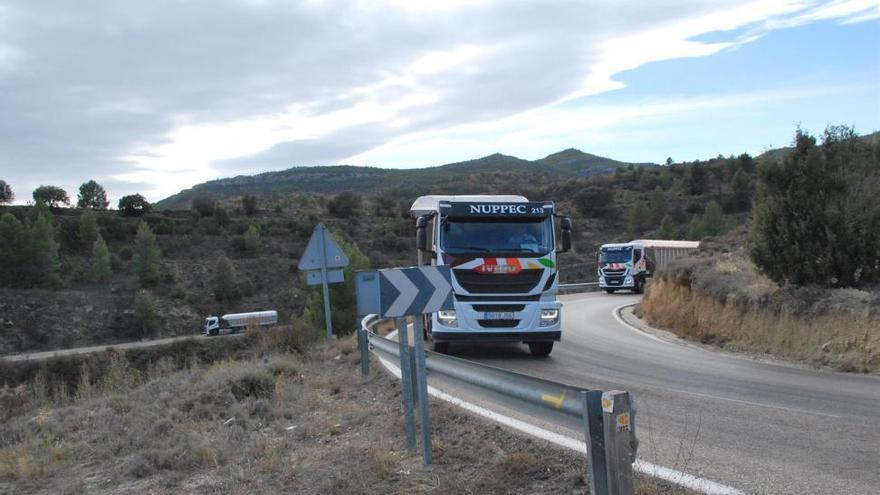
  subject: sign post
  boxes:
[299,223,349,340]
[356,265,454,465]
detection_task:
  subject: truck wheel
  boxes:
[208,328,218,336]
[432,341,450,354]
[528,341,553,357]
[605,289,616,294]
[633,279,643,294]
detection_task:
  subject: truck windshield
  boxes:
[441,217,553,256]
[599,247,632,263]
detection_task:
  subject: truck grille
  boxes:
[602,268,627,276]
[472,304,525,312]
[477,319,519,328]
[453,269,543,294]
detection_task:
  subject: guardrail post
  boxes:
[582,390,609,495]
[602,390,635,495]
[412,316,433,465]
[358,322,369,376]
[395,317,417,452]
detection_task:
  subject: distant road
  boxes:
[1,333,242,362]
[437,292,880,495]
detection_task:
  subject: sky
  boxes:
[0,0,878,204]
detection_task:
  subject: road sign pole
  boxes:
[582,390,609,495]
[318,226,333,340]
[395,317,417,452]
[412,316,432,465]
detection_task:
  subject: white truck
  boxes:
[204,310,278,336]
[411,195,573,356]
[597,239,699,294]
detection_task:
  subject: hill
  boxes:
[156,149,655,209]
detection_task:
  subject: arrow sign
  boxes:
[298,223,349,271]
[356,266,453,317]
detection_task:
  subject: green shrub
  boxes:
[749,126,880,287]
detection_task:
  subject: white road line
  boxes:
[611,304,844,420]
[374,336,744,495]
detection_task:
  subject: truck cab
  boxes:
[411,195,572,356]
[597,242,649,294]
[598,240,699,293]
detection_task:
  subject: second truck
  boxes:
[597,239,699,294]
[411,195,572,356]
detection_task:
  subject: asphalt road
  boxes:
[438,292,880,495]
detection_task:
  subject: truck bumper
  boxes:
[599,275,634,289]
[431,299,562,343]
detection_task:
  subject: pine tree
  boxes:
[0,213,27,287]
[730,168,751,211]
[91,235,112,282]
[627,203,649,236]
[133,290,157,338]
[686,214,703,241]
[27,207,60,286]
[656,214,675,239]
[648,186,667,224]
[701,201,725,237]
[78,211,99,251]
[214,256,238,303]
[243,225,261,253]
[133,222,160,286]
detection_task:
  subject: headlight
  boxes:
[540,308,559,326]
[438,310,457,328]
[625,276,633,284]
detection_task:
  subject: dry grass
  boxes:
[1,324,694,494]
[641,255,880,372]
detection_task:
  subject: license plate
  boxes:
[609,280,620,285]
[483,312,516,320]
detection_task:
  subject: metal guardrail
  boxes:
[558,281,601,293]
[358,314,637,495]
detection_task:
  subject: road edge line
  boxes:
[376,334,745,495]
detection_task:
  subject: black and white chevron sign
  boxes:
[356,266,454,317]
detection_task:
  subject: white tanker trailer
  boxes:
[204,310,278,336]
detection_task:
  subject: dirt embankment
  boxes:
[639,254,880,373]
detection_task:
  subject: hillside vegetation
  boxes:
[1,127,876,357]
[640,127,880,371]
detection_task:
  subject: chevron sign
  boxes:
[356,266,454,317]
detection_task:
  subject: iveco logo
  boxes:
[469,204,527,214]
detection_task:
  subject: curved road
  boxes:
[443,293,880,495]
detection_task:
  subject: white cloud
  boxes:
[0,0,876,202]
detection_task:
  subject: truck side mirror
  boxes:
[416,215,431,251]
[560,217,572,253]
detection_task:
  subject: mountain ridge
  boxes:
[156,149,655,209]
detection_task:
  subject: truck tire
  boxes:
[606,289,616,294]
[528,341,554,357]
[432,341,450,354]
[633,278,643,294]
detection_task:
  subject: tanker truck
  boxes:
[204,310,278,336]
[598,239,699,294]
[411,195,572,356]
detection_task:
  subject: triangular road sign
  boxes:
[298,223,349,270]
